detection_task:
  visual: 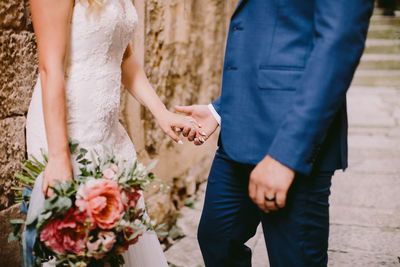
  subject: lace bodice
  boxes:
[67,0,137,73]
[64,0,138,146]
[27,0,138,163]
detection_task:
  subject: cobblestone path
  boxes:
[165,13,400,267]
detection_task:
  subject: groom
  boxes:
[176,0,374,266]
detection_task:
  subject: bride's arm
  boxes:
[30,0,74,196]
[121,44,204,144]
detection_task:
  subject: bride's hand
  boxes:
[42,153,73,198]
[156,110,204,144]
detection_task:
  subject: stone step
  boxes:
[367,24,400,39]
[358,53,400,70]
[370,15,400,26]
[352,69,400,87]
[364,39,400,54]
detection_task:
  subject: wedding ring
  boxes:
[265,197,276,202]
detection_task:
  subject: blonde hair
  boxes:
[88,0,103,7]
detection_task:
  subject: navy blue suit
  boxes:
[198,0,374,266]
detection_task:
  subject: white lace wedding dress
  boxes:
[24,0,168,266]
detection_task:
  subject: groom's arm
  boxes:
[267,0,374,175]
[211,96,222,114]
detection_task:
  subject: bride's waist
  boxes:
[29,82,121,126]
[66,61,121,77]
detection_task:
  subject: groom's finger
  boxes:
[264,193,278,212]
[188,127,197,141]
[182,127,191,137]
[248,180,257,201]
[275,191,287,209]
[256,187,268,212]
[174,105,194,115]
[194,138,204,146]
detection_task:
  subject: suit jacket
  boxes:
[213,0,374,175]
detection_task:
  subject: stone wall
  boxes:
[0,0,237,263]
[0,0,37,210]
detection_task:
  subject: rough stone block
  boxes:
[0,1,27,30]
[0,204,24,266]
[146,193,177,236]
[0,117,26,209]
[0,30,37,119]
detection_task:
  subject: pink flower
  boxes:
[87,238,101,254]
[40,208,88,255]
[102,168,115,179]
[110,164,119,174]
[87,231,116,259]
[75,179,124,229]
[98,231,116,251]
[121,189,141,208]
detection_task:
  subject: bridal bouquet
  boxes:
[9,140,166,266]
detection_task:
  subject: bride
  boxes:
[23,0,203,265]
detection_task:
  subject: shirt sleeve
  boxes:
[208,103,221,125]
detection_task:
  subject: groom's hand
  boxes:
[174,105,219,145]
[249,155,295,213]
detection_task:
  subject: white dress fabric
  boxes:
[25,0,168,266]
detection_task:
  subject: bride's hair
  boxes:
[88,0,103,7]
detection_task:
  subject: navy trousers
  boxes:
[198,148,334,267]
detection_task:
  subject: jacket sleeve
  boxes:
[267,0,374,175]
[211,96,222,114]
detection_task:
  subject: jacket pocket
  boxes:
[257,66,304,91]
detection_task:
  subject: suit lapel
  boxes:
[232,0,248,18]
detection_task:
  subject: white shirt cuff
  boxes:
[208,103,221,125]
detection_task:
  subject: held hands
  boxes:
[249,155,295,213]
[174,105,219,146]
[42,153,73,198]
[156,109,206,145]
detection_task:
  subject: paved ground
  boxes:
[165,14,400,267]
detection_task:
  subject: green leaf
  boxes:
[69,138,79,154]
[30,154,46,169]
[133,160,138,171]
[184,199,196,209]
[9,219,25,224]
[154,223,166,231]
[128,228,145,241]
[14,173,35,185]
[24,162,42,175]
[26,214,38,226]
[8,232,19,243]
[21,165,40,180]
[145,160,158,172]
[41,149,49,162]
[42,211,53,220]
[11,186,25,191]
[156,231,168,236]
[9,219,24,240]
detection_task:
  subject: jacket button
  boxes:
[233,26,239,31]
[227,66,233,70]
